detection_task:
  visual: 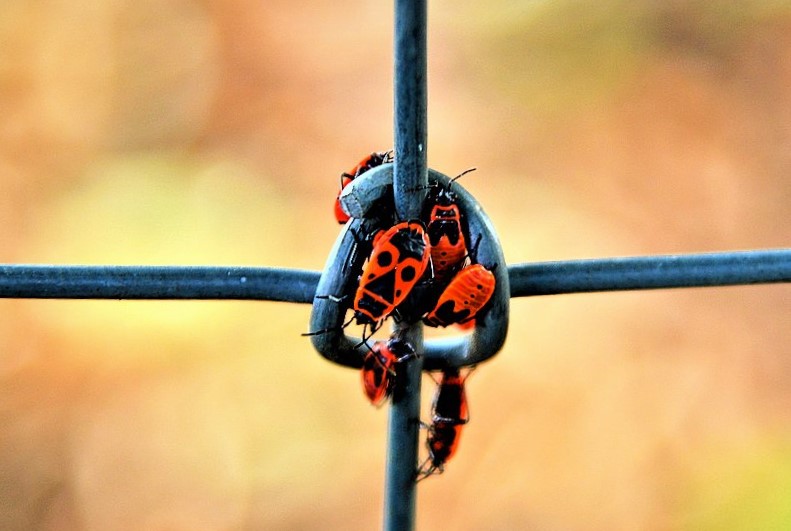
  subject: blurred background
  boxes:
[1,0,790,529]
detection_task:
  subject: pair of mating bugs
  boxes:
[330,151,492,479]
[363,336,471,480]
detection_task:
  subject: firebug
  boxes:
[361,337,416,406]
[417,367,471,480]
[334,151,393,223]
[354,220,431,332]
[423,264,496,328]
[425,168,475,281]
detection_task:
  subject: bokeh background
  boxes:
[1,1,790,529]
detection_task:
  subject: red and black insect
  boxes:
[423,264,496,328]
[361,337,416,406]
[425,168,475,281]
[335,150,394,224]
[302,221,429,342]
[417,367,471,480]
[354,220,431,332]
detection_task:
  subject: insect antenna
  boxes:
[450,167,477,184]
[314,293,348,304]
[300,311,355,337]
[301,327,332,337]
[352,322,377,351]
[465,233,483,264]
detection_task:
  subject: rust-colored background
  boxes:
[1,1,790,529]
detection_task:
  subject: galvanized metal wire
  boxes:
[0,265,318,302]
[508,249,791,296]
[2,249,788,301]
[387,1,428,528]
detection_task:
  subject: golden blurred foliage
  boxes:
[0,0,790,529]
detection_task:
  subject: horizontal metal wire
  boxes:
[0,265,319,302]
[0,249,788,302]
[509,248,791,296]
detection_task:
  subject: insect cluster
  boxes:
[330,151,496,480]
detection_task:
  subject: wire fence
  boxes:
[2,1,790,530]
[1,249,788,302]
[385,3,428,527]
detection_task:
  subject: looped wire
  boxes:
[308,165,509,370]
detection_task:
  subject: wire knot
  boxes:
[307,164,509,371]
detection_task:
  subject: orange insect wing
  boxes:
[425,264,495,327]
[354,221,430,324]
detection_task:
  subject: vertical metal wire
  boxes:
[385,1,428,530]
[393,1,428,222]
